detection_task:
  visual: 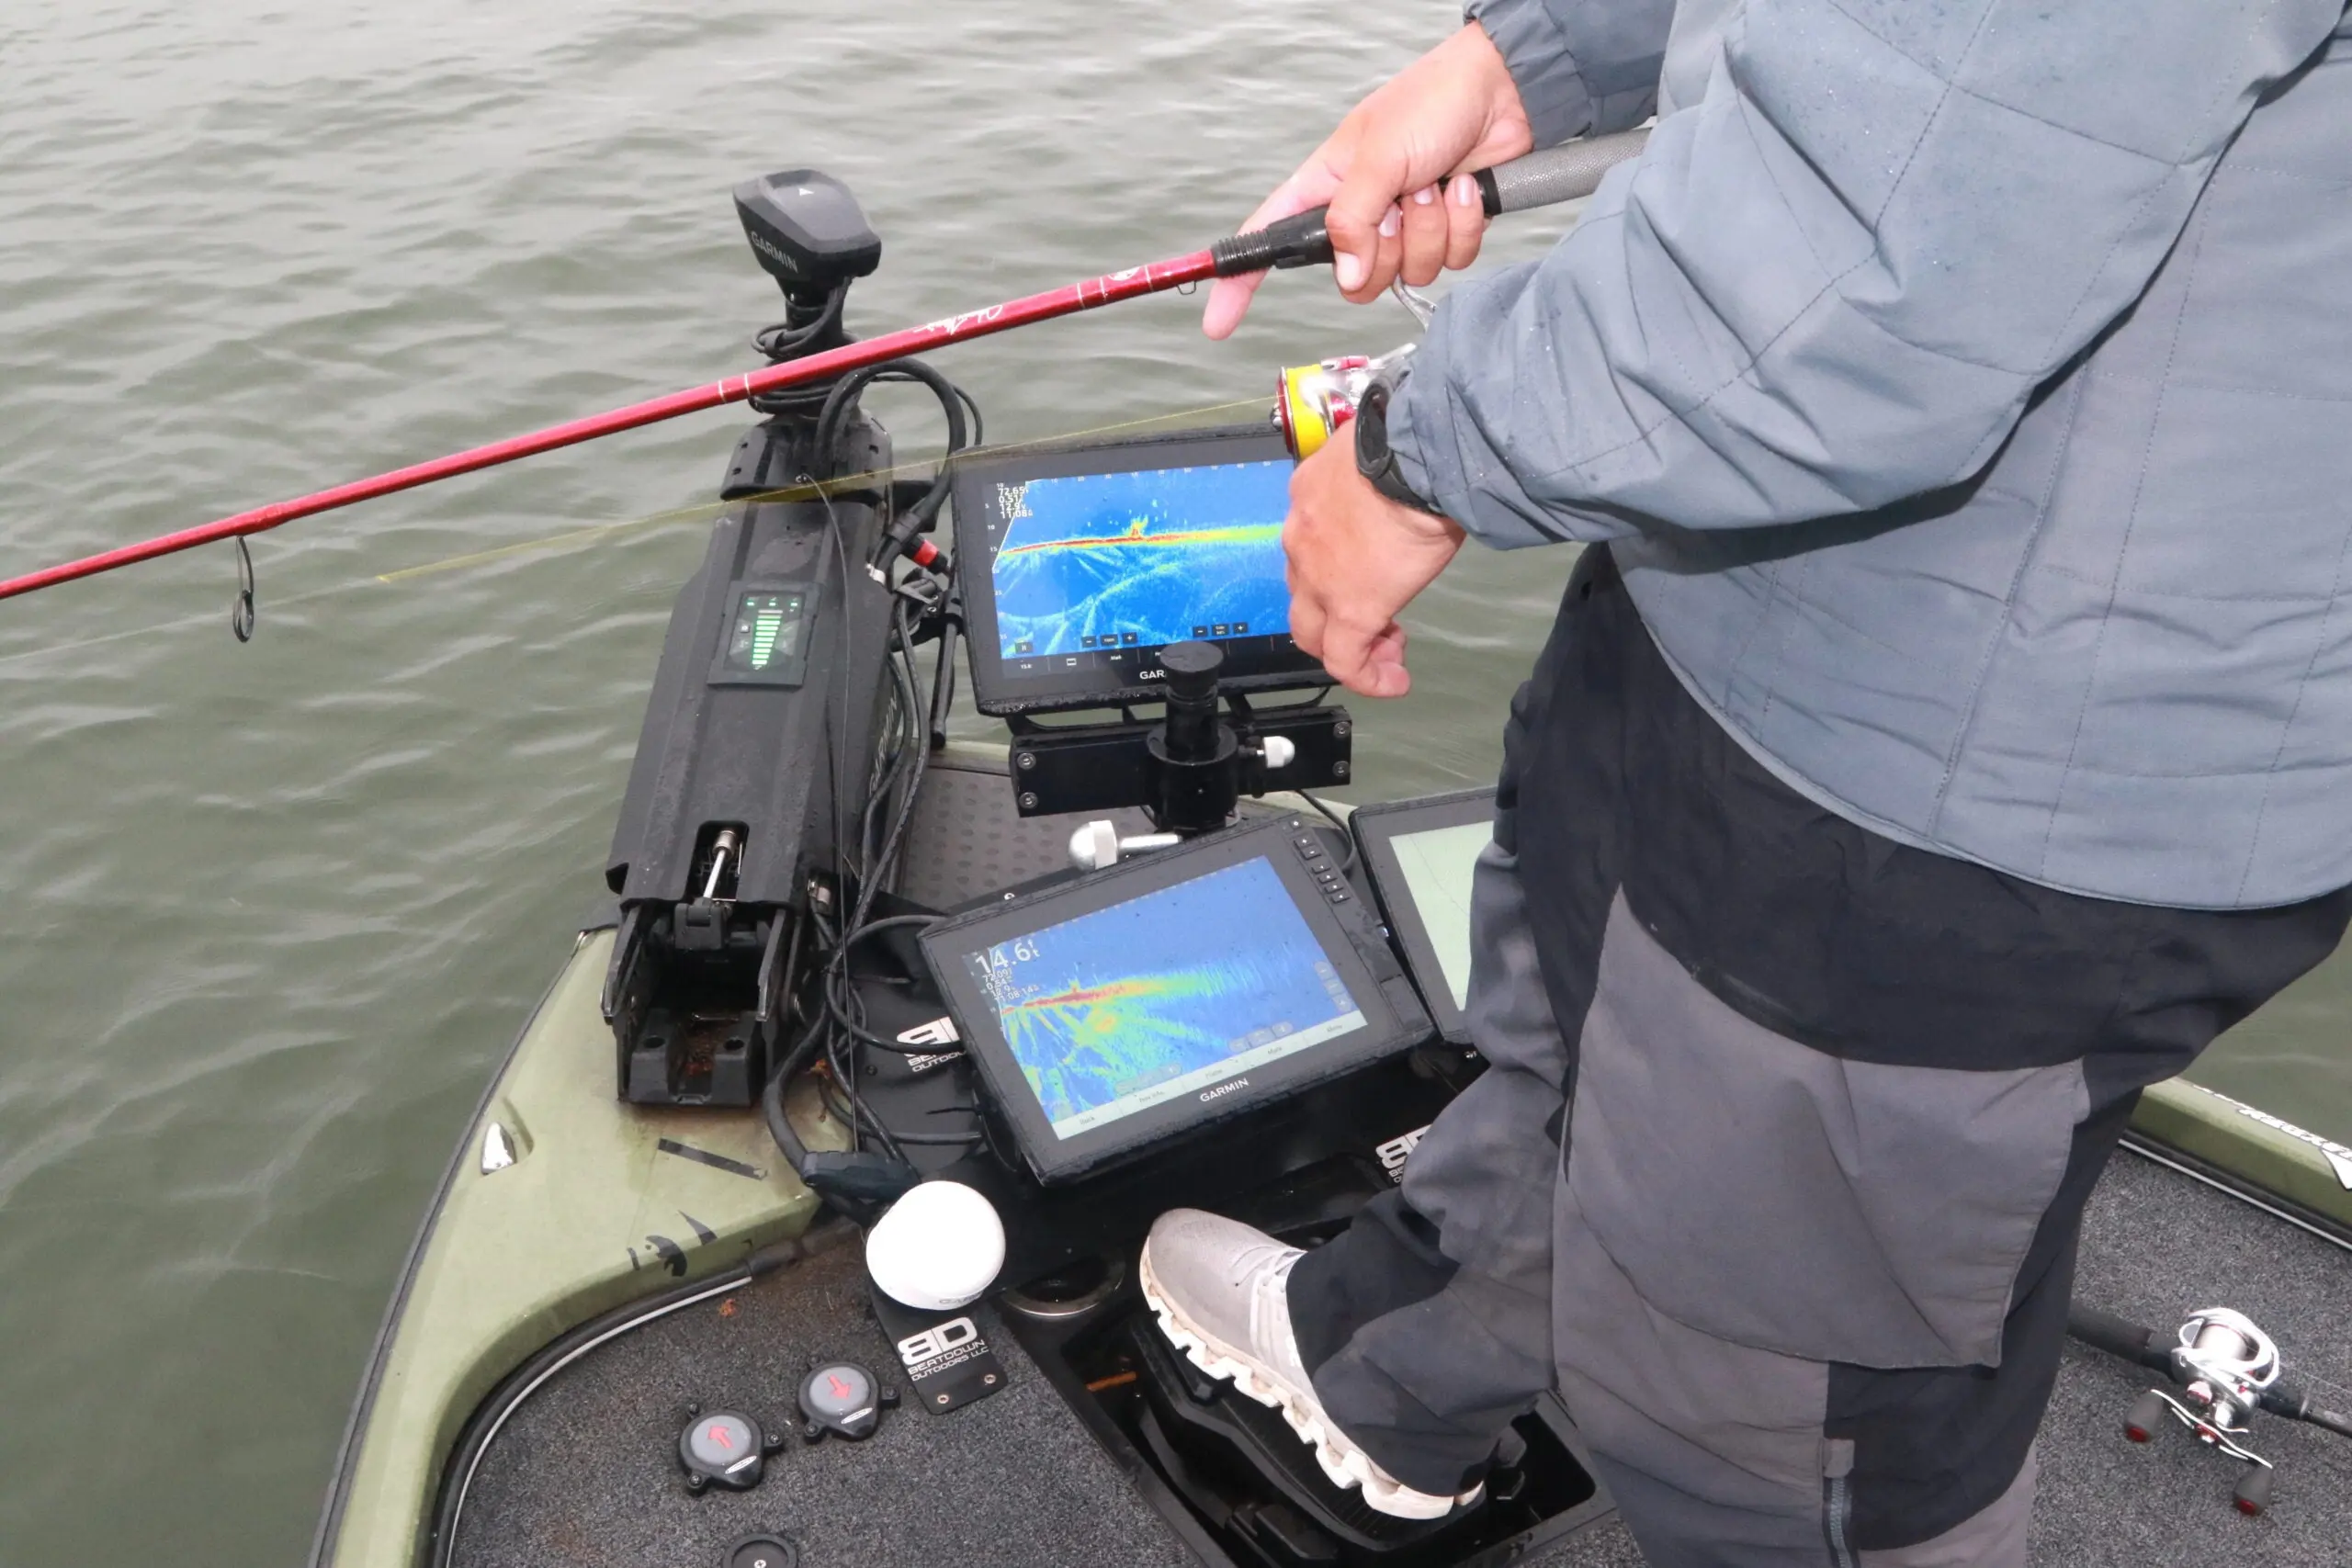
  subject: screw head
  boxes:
[1018,792,1039,810]
[1332,761,1351,779]
[1015,751,1036,771]
[1333,721,1351,738]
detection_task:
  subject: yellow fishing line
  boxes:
[374,396,1273,584]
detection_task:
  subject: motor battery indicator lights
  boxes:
[724,591,807,674]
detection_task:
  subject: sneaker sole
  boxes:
[1136,1245,1476,1522]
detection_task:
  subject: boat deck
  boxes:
[447,1149,2351,1568]
[447,757,2352,1567]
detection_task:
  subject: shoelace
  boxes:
[1224,1241,1300,1288]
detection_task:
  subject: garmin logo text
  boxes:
[1199,1077,1249,1104]
[745,229,803,276]
[1137,669,1165,681]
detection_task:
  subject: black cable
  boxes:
[757,361,975,1199]
[1295,785,1358,874]
[810,359,967,577]
[746,284,849,416]
[812,360,966,486]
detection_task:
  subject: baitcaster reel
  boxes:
[2122,1307,2279,1515]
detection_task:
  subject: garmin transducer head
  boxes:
[735,169,882,300]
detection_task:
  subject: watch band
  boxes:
[1354,375,1442,513]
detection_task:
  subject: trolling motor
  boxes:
[601,168,916,1108]
[2072,1301,2352,1516]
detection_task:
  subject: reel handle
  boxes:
[1210,129,1650,277]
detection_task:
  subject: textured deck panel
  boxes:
[893,753,1153,913]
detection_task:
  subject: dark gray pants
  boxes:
[1286,548,2347,1565]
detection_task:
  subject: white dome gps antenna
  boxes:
[865,1180,1006,1312]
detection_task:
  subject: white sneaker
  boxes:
[1138,1209,1483,1521]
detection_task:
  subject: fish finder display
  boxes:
[963,855,1365,1140]
[1387,821,1487,1010]
[985,460,1292,670]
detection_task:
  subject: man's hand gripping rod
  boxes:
[0,130,1645,606]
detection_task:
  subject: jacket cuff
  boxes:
[1466,0,1597,149]
[1387,342,1561,551]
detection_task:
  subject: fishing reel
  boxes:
[2122,1307,2280,1514]
[2075,1296,2352,1516]
[1270,279,1433,461]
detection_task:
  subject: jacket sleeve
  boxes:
[1394,0,2349,547]
[1466,0,1677,144]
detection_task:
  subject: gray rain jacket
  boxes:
[1391,0,2352,908]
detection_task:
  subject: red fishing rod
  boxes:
[0,133,1643,606]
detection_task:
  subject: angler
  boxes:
[1140,4,2352,1565]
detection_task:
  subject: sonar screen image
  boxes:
[989,461,1292,658]
[1390,821,1490,1010]
[965,857,1365,1140]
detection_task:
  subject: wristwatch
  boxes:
[1352,371,1443,514]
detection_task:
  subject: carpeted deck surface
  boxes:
[453,756,2352,1566]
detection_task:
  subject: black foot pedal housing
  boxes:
[1126,1317,1476,1558]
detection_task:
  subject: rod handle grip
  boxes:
[1474,128,1650,216]
[2068,1303,2176,1375]
[1211,128,1651,278]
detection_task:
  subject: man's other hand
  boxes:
[1284,424,1465,698]
[1203,24,1532,340]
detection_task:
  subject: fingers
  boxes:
[1399,185,1448,288]
[1288,584,1327,660]
[1361,622,1413,698]
[1318,616,1412,698]
[1202,272,1265,341]
[1203,160,1343,340]
[1442,173,1486,272]
[1324,138,1410,302]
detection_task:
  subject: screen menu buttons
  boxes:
[1296,840,1353,905]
